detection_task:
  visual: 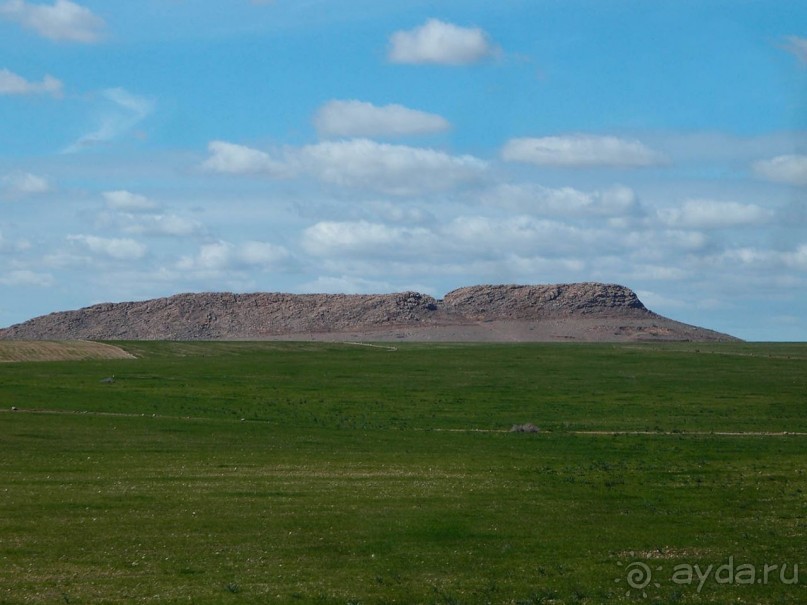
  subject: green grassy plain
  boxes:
[1,341,805,604]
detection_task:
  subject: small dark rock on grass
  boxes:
[510,423,540,433]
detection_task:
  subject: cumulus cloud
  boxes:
[482,183,640,218]
[202,141,289,176]
[314,100,450,138]
[101,190,204,237]
[296,139,487,195]
[177,241,232,272]
[68,234,147,261]
[501,135,666,168]
[388,19,498,65]
[103,190,158,212]
[714,244,807,271]
[0,0,105,43]
[303,216,608,263]
[238,241,292,266]
[0,68,62,96]
[64,87,154,153]
[442,215,604,259]
[302,221,436,257]
[1,171,50,197]
[752,154,807,186]
[659,200,773,229]
[203,138,487,195]
[177,240,290,272]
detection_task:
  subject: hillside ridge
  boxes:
[0,283,738,342]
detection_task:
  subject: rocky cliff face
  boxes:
[443,283,647,319]
[0,283,737,342]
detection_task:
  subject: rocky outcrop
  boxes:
[443,283,647,319]
[0,283,738,342]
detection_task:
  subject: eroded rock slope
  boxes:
[0,283,738,342]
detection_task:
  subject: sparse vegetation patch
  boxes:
[0,340,135,363]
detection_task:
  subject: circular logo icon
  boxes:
[616,558,663,598]
[626,561,653,590]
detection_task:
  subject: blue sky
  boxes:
[1,0,805,341]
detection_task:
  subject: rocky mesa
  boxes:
[0,283,738,342]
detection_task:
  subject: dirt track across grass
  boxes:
[0,340,135,362]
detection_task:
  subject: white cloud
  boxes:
[123,214,203,237]
[64,87,154,153]
[303,216,606,262]
[0,0,105,43]
[100,190,203,237]
[388,18,498,65]
[482,183,640,217]
[2,171,50,196]
[442,215,604,259]
[203,138,487,195]
[0,68,62,96]
[103,190,158,212]
[659,200,773,229]
[302,221,435,257]
[238,241,291,266]
[752,154,807,186]
[296,138,487,195]
[104,87,153,116]
[314,99,450,137]
[712,245,807,271]
[785,36,807,65]
[202,141,289,176]
[501,135,666,168]
[178,240,290,272]
[299,215,708,278]
[68,234,147,261]
[177,241,231,272]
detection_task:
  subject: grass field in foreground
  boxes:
[0,341,805,604]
